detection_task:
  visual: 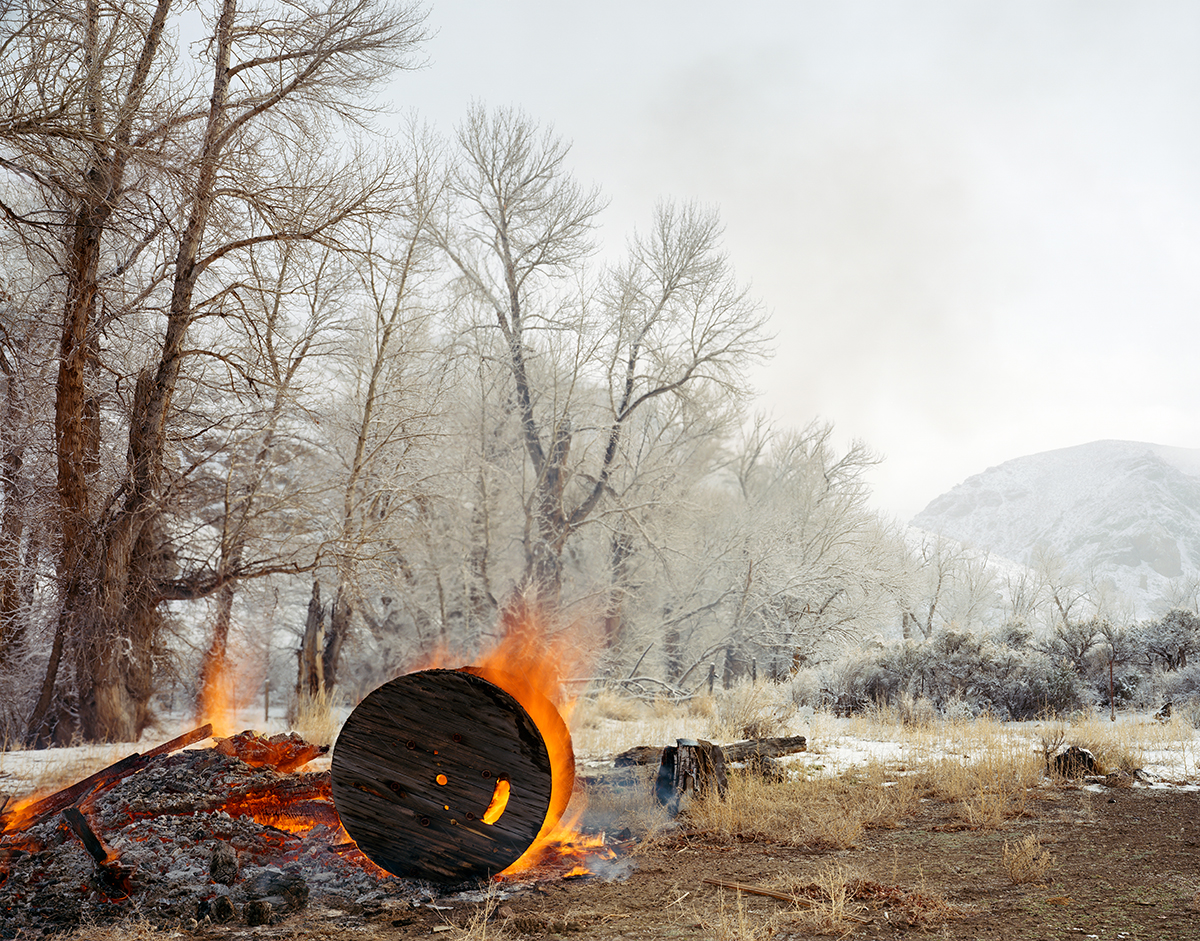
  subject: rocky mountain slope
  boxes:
[911,440,1200,616]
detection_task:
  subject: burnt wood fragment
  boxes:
[656,739,727,815]
[209,842,239,885]
[62,806,133,899]
[0,723,213,835]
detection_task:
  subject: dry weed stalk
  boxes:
[807,864,867,933]
[290,686,342,747]
[1003,833,1053,884]
[705,888,775,941]
[449,881,508,941]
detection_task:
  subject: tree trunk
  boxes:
[297,579,326,699]
[321,584,352,693]
[70,0,228,741]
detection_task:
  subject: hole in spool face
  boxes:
[436,773,448,786]
[480,778,511,825]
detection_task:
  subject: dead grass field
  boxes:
[6,683,1200,940]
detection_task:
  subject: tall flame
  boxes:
[195,646,261,738]
[412,595,596,876]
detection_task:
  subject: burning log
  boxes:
[0,723,214,834]
[0,729,391,933]
[330,668,569,883]
[61,806,133,899]
[213,730,327,773]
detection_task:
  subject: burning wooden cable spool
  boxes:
[330,668,573,883]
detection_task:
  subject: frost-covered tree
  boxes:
[433,105,769,617]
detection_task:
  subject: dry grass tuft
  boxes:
[290,686,342,747]
[772,867,960,932]
[802,863,867,932]
[446,883,509,941]
[710,682,793,741]
[685,762,926,850]
[1003,832,1053,884]
[704,889,776,941]
[61,920,179,941]
[572,689,648,728]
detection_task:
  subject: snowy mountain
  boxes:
[911,440,1200,615]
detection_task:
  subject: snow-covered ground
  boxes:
[4,699,1198,802]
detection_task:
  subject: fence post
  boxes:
[707,663,715,695]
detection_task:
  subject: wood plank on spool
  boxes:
[330,669,554,883]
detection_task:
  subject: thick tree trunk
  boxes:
[297,579,326,698]
[68,0,225,742]
[321,584,352,692]
[34,0,174,744]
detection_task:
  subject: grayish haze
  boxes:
[389,1,1200,521]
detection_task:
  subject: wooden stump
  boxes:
[655,738,727,816]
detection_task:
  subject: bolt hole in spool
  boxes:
[330,668,573,883]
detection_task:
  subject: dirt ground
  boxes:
[141,781,1200,941]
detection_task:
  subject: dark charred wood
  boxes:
[655,739,727,816]
[62,806,133,899]
[0,724,213,835]
[62,806,112,866]
[330,669,557,883]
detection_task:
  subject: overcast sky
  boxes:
[390,1,1200,521]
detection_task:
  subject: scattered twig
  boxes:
[701,878,871,924]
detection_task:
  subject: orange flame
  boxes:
[196,646,262,737]
[0,792,50,835]
[411,595,597,877]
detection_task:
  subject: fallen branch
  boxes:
[702,878,871,924]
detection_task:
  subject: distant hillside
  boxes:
[910,440,1200,616]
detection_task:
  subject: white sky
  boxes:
[389,0,1200,521]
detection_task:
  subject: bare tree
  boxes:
[2,0,429,742]
[435,105,769,616]
[296,127,445,698]
[629,419,910,685]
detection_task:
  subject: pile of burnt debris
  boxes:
[0,727,431,937]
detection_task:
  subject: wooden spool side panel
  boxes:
[331,670,553,883]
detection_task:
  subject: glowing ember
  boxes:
[481,778,511,825]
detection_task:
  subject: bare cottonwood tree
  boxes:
[436,105,770,617]
[1,0,429,742]
[296,127,445,698]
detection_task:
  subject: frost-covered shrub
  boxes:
[990,656,1087,719]
[1159,663,1200,702]
[1089,667,1147,710]
[822,629,1090,719]
[996,618,1033,650]
[787,668,825,708]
